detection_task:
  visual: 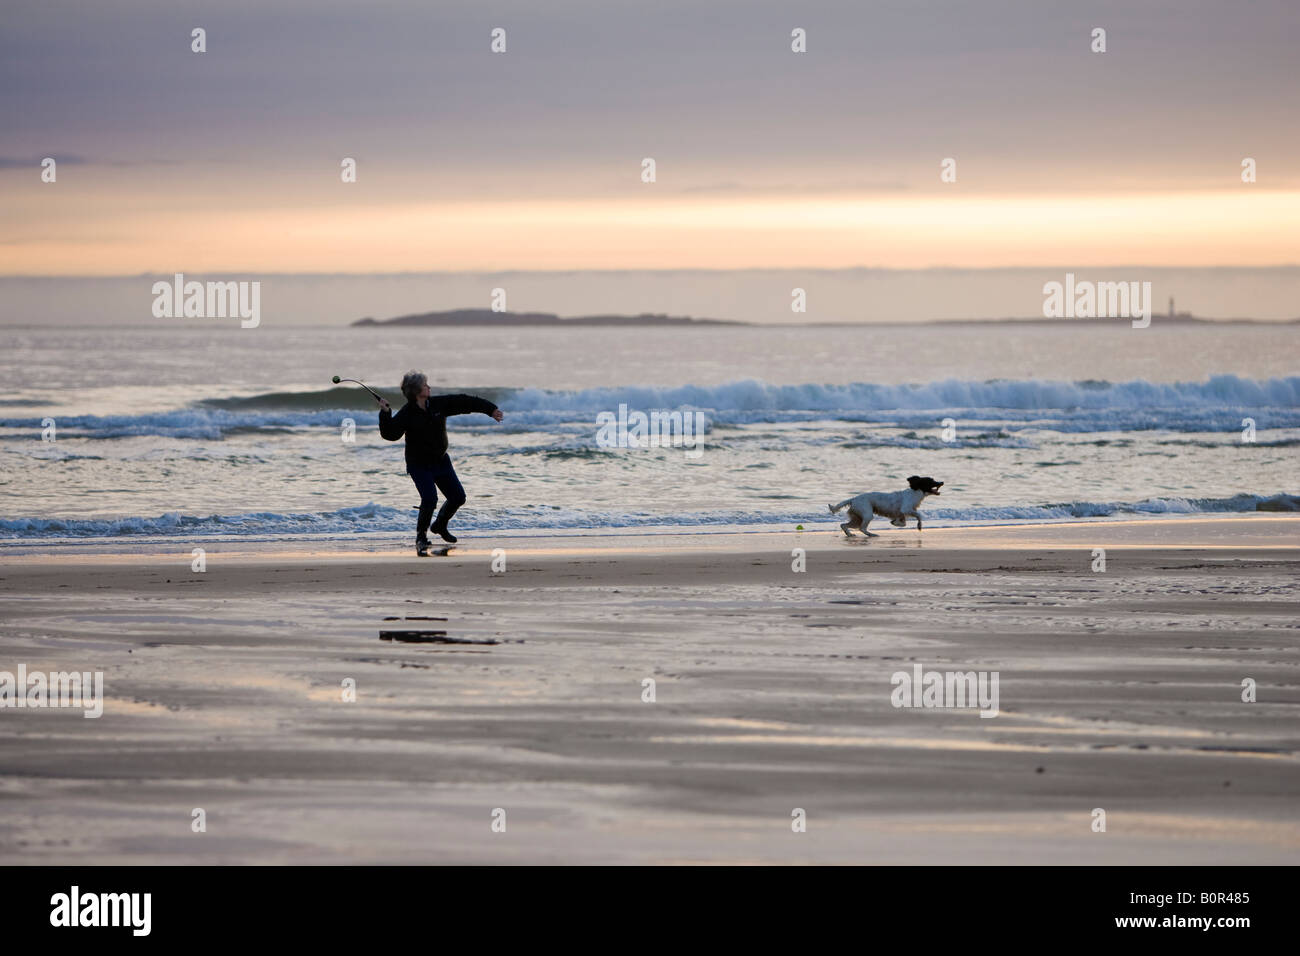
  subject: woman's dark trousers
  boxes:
[407,454,466,539]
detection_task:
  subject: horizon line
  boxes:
[4,264,1300,280]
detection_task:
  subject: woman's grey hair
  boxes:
[400,370,428,403]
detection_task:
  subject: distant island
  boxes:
[836,314,1300,327]
[352,308,1297,328]
[804,314,1299,326]
[353,309,745,327]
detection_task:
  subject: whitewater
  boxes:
[1,322,1296,544]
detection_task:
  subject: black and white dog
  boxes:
[828,476,944,536]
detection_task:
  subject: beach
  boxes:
[2,515,1297,865]
[5,0,1300,891]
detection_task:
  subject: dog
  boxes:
[828,476,944,536]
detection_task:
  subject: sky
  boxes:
[1,0,1297,319]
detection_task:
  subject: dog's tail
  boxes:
[828,498,854,514]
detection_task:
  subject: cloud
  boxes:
[0,155,87,168]
[677,180,912,195]
[0,156,191,170]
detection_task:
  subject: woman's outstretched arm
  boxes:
[428,394,500,418]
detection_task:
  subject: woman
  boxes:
[377,371,503,554]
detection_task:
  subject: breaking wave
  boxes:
[2,374,1295,439]
[4,493,1296,539]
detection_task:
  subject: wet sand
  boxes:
[2,516,1298,864]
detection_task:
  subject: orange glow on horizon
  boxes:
[2,189,1297,275]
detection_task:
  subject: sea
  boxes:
[2,321,1297,547]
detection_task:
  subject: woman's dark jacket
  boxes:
[379,394,498,467]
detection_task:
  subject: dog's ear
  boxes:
[907,475,922,489]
